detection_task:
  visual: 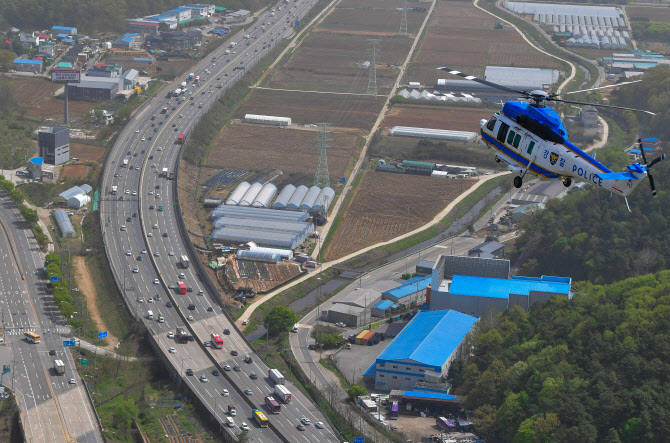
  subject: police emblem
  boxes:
[549,152,559,166]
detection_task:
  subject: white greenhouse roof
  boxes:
[485,66,559,88]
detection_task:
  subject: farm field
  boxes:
[207,124,359,176]
[322,8,426,36]
[407,0,561,86]
[8,77,59,110]
[382,105,494,132]
[70,143,106,162]
[61,164,91,180]
[235,88,386,131]
[264,31,411,94]
[627,6,670,23]
[24,97,97,122]
[323,171,475,260]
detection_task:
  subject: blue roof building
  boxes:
[371,300,395,317]
[430,272,572,317]
[13,58,43,73]
[52,26,77,35]
[382,276,432,304]
[364,310,477,391]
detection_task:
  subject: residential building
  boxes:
[39,43,56,56]
[164,7,193,22]
[38,127,70,165]
[13,58,43,73]
[364,310,477,391]
[127,20,160,36]
[19,32,41,46]
[114,33,141,49]
[122,69,139,90]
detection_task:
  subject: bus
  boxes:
[24,332,41,343]
[389,401,399,420]
[211,333,223,349]
[264,396,281,414]
[252,409,269,427]
[177,281,187,294]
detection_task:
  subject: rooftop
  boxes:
[58,185,90,201]
[375,310,478,368]
[402,391,456,401]
[382,276,431,300]
[29,157,44,165]
[52,26,76,31]
[449,275,571,299]
[337,288,380,308]
[14,59,42,64]
[372,300,394,310]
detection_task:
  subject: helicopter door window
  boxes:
[497,122,509,142]
[506,130,516,146]
[527,140,535,155]
[513,134,522,149]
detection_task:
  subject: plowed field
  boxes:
[323,171,475,260]
[383,106,494,132]
[70,143,106,162]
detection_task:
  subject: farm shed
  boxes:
[210,205,309,222]
[389,126,477,143]
[236,249,281,263]
[248,244,294,260]
[313,187,335,213]
[286,185,309,210]
[371,300,395,317]
[244,114,292,126]
[54,209,75,238]
[213,217,314,237]
[240,182,264,206]
[212,227,306,249]
[252,183,278,208]
[226,181,251,205]
[299,186,321,211]
[273,184,296,209]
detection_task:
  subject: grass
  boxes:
[319,357,350,389]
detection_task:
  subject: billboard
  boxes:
[51,69,81,83]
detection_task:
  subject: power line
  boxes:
[314,123,331,188]
[367,39,379,97]
[399,0,408,36]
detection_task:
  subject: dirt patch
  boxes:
[73,256,120,348]
[628,6,670,23]
[70,143,106,162]
[61,164,90,179]
[235,88,386,131]
[24,97,97,123]
[177,159,207,249]
[383,105,494,132]
[207,124,359,176]
[8,77,59,109]
[323,171,475,260]
[322,8,426,35]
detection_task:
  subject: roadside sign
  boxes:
[50,276,60,282]
[295,21,300,26]
[354,438,364,443]
[63,340,75,347]
[51,69,81,83]
[2,365,9,374]
[98,331,108,339]
[81,359,89,366]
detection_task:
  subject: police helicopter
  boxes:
[437,67,665,199]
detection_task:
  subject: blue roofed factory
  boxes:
[364,309,477,391]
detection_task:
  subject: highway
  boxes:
[100,1,341,441]
[0,194,102,443]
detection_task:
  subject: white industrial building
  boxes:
[55,184,92,208]
[54,210,76,238]
[389,126,477,143]
[244,114,291,126]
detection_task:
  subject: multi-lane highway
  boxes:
[101,1,341,441]
[0,194,102,443]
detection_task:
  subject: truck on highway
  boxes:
[54,360,65,375]
[270,12,275,16]
[181,81,187,88]
[228,41,237,48]
[180,88,186,95]
[147,310,154,320]
[158,313,164,323]
[228,405,236,416]
[180,255,190,269]
[174,88,181,96]
[188,73,194,81]
[216,83,223,88]
[274,384,291,403]
[161,106,168,114]
[224,49,230,54]
[194,75,201,84]
[176,327,189,343]
[177,134,185,144]
[161,167,168,177]
[122,159,129,167]
[265,396,281,413]
[269,368,285,385]
[244,34,250,39]
[111,186,117,195]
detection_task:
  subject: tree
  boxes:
[264,306,298,336]
[116,105,132,122]
[112,400,138,430]
[9,189,22,203]
[0,49,15,73]
[347,385,367,400]
[22,208,38,224]
[471,404,497,439]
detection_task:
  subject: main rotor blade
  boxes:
[638,139,649,165]
[649,173,657,196]
[550,97,656,115]
[648,153,666,169]
[554,80,643,97]
[436,67,525,95]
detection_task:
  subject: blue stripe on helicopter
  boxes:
[481,133,559,179]
[563,140,611,174]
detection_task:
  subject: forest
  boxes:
[453,272,670,442]
[0,0,271,34]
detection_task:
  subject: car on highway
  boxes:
[244,388,252,395]
[135,129,140,133]
[200,375,208,383]
[249,372,257,380]
[186,368,194,376]
[153,224,158,229]
[148,232,153,237]
[297,423,305,431]
[148,190,153,195]
[188,303,195,310]
[234,365,241,372]
[147,298,153,303]
[137,297,144,303]
[132,267,139,273]
[141,249,147,254]
[222,389,229,396]
[212,369,220,376]
[138,256,143,261]
[167,331,174,338]
[149,205,155,210]
[126,250,132,256]
[315,421,324,429]
[223,364,231,371]
[204,341,211,347]
[166,301,173,308]
[141,137,145,141]
[49,350,56,356]
[231,349,238,356]
[169,347,176,354]
[157,146,162,151]
[125,189,130,194]
[154,251,160,256]
[69,378,76,384]
[169,251,175,256]
[240,422,250,431]
[223,329,230,335]
[207,306,214,312]
[187,315,194,321]
[301,417,311,425]
[163,233,168,237]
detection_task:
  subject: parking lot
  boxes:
[331,323,390,386]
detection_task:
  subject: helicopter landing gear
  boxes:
[514,176,523,188]
[562,177,572,187]
[495,156,501,163]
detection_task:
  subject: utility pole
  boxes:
[399,0,408,36]
[367,39,379,97]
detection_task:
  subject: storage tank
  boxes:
[299,186,321,211]
[273,184,296,209]
[252,183,278,208]
[226,181,251,205]
[286,185,309,211]
[240,182,263,206]
[313,187,335,213]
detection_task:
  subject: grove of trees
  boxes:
[459,273,670,442]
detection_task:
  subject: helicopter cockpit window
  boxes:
[486,117,497,131]
[497,122,509,143]
[527,140,535,155]
[513,134,521,149]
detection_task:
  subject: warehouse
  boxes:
[54,210,76,238]
[430,274,572,317]
[127,20,160,35]
[484,66,559,90]
[389,126,477,143]
[324,288,380,326]
[164,7,192,22]
[364,310,478,391]
[382,276,431,304]
[13,59,43,73]
[415,260,435,277]
[51,26,77,35]
[371,300,396,318]
[244,114,291,126]
[55,184,92,207]
[67,76,122,101]
[433,254,510,280]
[210,205,309,222]
[114,33,141,49]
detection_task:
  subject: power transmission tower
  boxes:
[399,0,408,36]
[314,123,331,188]
[367,39,379,97]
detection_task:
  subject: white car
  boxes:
[148,191,153,195]
[126,251,132,256]
[69,378,76,384]
[242,319,249,325]
[200,375,208,383]
[141,249,147,254]
[223,364,231,371]
[147,298,153,303]
[187,315,194,321]
[169,347,176,354]
[125,190,130,195]
[167,331,174,338]
[135,166,140,171]
[168,251,175,256]
[132,191,137,196]
[135,129,140,133]
[153,224,158,229]
[154,251,160,256]
[132,267,139,273]
[154,279,160,285]
[148,233,153,237]
[157,147,162,151]
[315,421,324,429]
[221,389,229,396]
[301,417,311,425]
[178,273,185,278]
[141,137,145,141]
[335,322,346,328]
[137,297,144,303]
[240,422,250,431]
